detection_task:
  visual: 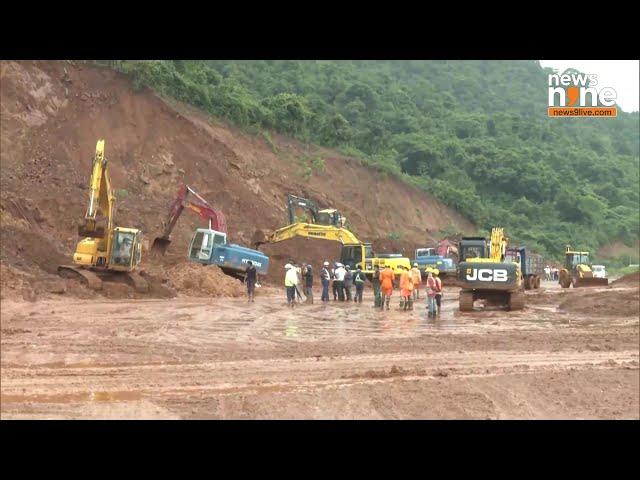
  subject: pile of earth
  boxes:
[0,261,94,302]
[612,271,639,286]
[141,257,244,298]
[558,287,640,317]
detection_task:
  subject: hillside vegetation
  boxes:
[98,60,640,262]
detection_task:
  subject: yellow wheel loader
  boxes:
[58,140,148,292]
[558,246,608,288]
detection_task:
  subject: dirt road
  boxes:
[1,281,638,419]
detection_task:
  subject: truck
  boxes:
[504,246,544,290]
[412,248,456,278]
[153,184,269,280]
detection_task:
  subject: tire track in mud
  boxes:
[2,350,637,402]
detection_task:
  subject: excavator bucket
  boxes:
[78,218,107,238]
[151,236,171,255]
[252,229,270,248]
[574,277,609,287]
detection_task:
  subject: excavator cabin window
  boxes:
[568,253,590,269]
[111,231,135,266]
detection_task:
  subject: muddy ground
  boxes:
[1,280,638,419]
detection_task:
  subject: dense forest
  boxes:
[98,60,640,263]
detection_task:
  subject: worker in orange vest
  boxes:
[399,265,414,310]
[410,263,422,300]
[379,264,395,311]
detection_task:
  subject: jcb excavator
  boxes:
[457,227,524,311]
[254,194,411,279]
[558,246,608,288]
[58,140,148,292]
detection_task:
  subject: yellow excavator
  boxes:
[58,140,148,292]
[558,246,608,288]
[254,194,411,279]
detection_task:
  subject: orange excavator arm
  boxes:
[152,184,227,255]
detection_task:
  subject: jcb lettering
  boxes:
[466,268,509,282]
[493,269,508,282]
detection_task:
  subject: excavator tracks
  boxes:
[58,266,149,293]
[58,266,103,290]
[127,271,149,293]
[459,291,474,312]
[508,291,525,311]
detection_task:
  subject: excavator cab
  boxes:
[458,238,488,261]
[287,194,346,228]
[340,243,373,270]
[189,228,227,262]
[317,208,345,228]
[109,228,143,271]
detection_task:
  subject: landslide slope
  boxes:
[0,60,473,289]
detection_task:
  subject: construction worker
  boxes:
[304,263,314,304]
[334,262,346,301]
[353,265,366,303]
[344,265,353,301]
[320,261,331,302]
[245,260,257,303]
[372,265,382,308]
[284,264,298,308]
[433,269,443,315]
[331,262,339,301]
[410,263,422,300]
[294,263,304,303]
[426,269,438,317]
[399,266,414,310]
[379,264,394,311]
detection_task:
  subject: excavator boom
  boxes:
[256,222,362,246]
[152,184,227,255]
[78,139,115,243]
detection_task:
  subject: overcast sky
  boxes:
[539,60,639,112]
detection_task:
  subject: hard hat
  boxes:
[345,265,350,269]
[413,263,418,267]
[284,263,292,269]
[323,261,330,266]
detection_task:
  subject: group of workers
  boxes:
[544,265,559,281]
[276,261,443,315]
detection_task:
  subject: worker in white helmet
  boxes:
[284,264,298,308]
[320,261,331,302]
[410,262,422,300]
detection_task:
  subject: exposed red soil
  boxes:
[612,271,640,286]
[1,60,473,298]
